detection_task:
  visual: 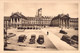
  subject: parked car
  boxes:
[61,34,78,45]
[29,35,36,44]
[61,34,71,44]
[29,27,32,29]
[33,27,35,29]
[74,27,78,30]
[37,35,44,44]
[17,27,22,29]
[31,35,36,39]
[4,39,7,47]
[4,29,7,35]
[7,33,16,38]
[59,30,67,34]
[71,35,78,41]
[27,27,29,29]
[18,35,27,43]
[35,27,39,30]
[71,35,78,44]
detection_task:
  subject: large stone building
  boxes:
[69,18,78,28]
[20,16,52,29]
[50,14,78,29]
[4,8,78,29]
[4,12,25,28]
[4,8,52,29]
[4,17,11,29]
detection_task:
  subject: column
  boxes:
[10,18,12,23]
[13,18,15,27]
[60,18,61,28]
[68,19,69,29]
[59,18,60,27]
[65,19,67,28]
[62,19,63,29]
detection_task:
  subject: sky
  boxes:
[4,2,78,18]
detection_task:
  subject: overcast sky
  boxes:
[4,2,78,18]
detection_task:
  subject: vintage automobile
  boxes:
[4,29,7,35]
[4,39,7,47]
[29,35,36,44]
[61,34,78,45]
[59,30,67,34]
[37,35,44,44]
[18,35,27,43]
[71,35,78,44]
[7,33,16,38]
[61,34,71,44]
[74,27,78,30]
[71,35,78,41]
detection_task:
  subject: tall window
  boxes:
[15,18,17,22]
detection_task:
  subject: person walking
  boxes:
[47,31,49,35]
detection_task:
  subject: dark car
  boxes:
[31,35,36,39]
[4,39,7,47]
[4,29,7,35]
[71,35,78,44]
[71,35,78,41]
[18,35,27,43]
[37,35,44,44]
[17,27,22,29]
[33,27,35,29]
[61,34,71,44]
[7,33,16,38]
[29,35,36,44]
[59,30,67,34]
[29,27,32,29]
[74,27,78,30]
[27,27,29,29]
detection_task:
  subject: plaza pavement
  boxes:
[42,27,78,38]
[6,28,57,51]
[5,27,78,51]
[41,27,77,50]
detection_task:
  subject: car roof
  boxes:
[39,35,43,36]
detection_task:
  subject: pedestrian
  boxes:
[47,31,49,35]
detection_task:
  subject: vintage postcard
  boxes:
[0,0,80,53]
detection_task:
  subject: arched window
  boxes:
[15,18,17,22]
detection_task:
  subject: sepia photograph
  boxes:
[4,1,78,51]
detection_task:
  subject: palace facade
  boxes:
[50,14,78,29]
[69,18,78,28]
[4,8,78,29]
[4,8,52,29]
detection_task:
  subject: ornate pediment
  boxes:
[59,14,70,19]
[10,12,25,18]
